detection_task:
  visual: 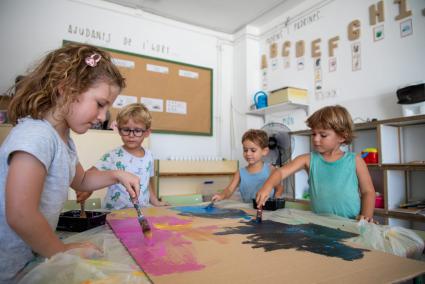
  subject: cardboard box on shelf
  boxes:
[269,87,308,105]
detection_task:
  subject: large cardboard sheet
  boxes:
[107,205,425,283]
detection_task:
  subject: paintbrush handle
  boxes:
[80,201,87,218]
[132,200,144,218]
[256,205,263,223]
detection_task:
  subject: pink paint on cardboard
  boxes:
[108,215,206,276]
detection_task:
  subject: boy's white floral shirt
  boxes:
[96,146,153,209]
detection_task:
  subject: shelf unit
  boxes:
[246,101,309,117]
[155,160,238,198]
[287,114,425,224]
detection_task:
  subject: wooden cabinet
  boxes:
[155,160,238,200]
[287,114,425,225]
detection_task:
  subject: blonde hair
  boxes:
[7,43,125,125]
[116,103,152,129]
[306,105,355,144]
[242,129,269,149]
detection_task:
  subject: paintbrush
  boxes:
[132,199,152,238]
[205,200,215,210]
[80,201,87,218]
[256,205,263,223]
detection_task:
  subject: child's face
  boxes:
[66,82,120,134]
[311,128,345,153]
[118,118,150,150]
[242,139,268,165]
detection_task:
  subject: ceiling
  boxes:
[100,0,302,34]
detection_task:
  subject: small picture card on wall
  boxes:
[314,57,321,69]
[297,57,305,71]
[313,57,322,100]
[351,42,361,72]
[283,57,290,69]
[329,57,337,72]
[373,25,384,41]
[315,89,323,100]
[271,58,278,70]
[400,19,413,38]
[262,69,268,90]
[314,69,322,82]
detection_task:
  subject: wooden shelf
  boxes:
[387,208,425,221]
[381,163,425,170]
[366,164,425,170]
[246,101,309,116]
[374,208,386,214]
[159,172,234,177]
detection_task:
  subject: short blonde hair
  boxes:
[306,105,355,144]
[242,129,269,149]
[116,103,152,129]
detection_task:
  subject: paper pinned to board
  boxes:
[112,58,135,69]
[146,64,169,74]
[141,97,163,112]
[166,100,187,115]
[113,95,138,109]
[179,69,199,79]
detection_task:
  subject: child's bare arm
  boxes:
[257,154,309,206]
[270,167,285,198]
[5,152,100,257]
[212,171,240,202]
[355,155,376,221]
[71,163,139,199]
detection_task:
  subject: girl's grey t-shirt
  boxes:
[0,118,78,282]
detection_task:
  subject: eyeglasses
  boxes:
[118,127,147,137]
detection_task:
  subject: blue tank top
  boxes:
[309,151,360,219]
[239,163,274,203]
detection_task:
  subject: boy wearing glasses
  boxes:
[79,103,167,209]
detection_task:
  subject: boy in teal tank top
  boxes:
[256,105,376,222]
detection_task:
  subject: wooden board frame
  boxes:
[64,40,213,136]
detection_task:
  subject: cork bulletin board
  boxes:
[65,41,213,136]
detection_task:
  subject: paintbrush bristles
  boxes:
[205,201,214,210]
[138,217,151,232]
[133,200,152,238]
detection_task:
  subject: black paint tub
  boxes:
[56,210,108,232]
[252,198,285,211]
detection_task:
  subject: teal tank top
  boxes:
[239,163,274,203]
[309,151,360,219]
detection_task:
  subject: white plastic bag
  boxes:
[18,248,149,284]
[352,220,424,259]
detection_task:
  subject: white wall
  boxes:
[0,0,235,161]
[255,0,425,130]
[1,0,424,166]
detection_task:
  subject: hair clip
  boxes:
[85,53,102,67]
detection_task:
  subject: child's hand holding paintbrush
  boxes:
[132,198,152,238]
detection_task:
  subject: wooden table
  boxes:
[21,201,425,283]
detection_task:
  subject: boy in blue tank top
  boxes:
[212,129,284,203]
[256,105,376,222]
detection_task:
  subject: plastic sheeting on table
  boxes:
[18,225,151,284]
[268,208,424,259]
